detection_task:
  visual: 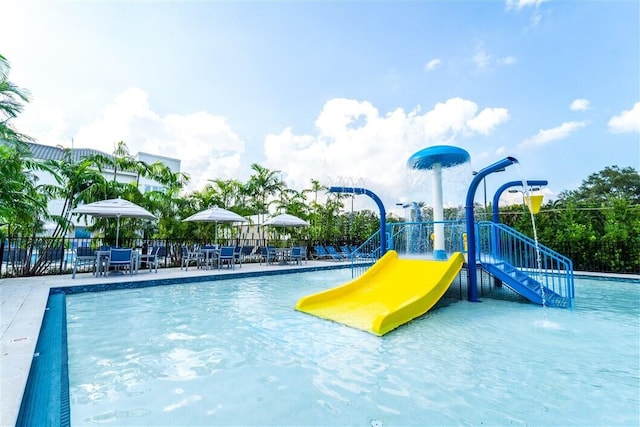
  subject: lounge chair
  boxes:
[340,245,355,259]
[240,246,255,264]
[350,245,374,259]
[325,245,346,261]
[40,247,66,271]
[2,248,28,273]
[312,245,331,260]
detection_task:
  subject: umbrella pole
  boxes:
[116,215,121,248]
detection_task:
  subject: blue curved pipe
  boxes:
[329,186,388,256]
[465,157,518,302]
[492,180,548,223]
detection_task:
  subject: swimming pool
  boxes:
[65,270,639,426]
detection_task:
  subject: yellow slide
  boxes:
[296,250,464,336]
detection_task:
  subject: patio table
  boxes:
[275,248,291,265]
[200,248,219,270]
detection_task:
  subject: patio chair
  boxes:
[138,246,160,273]
[108,248,134,275]
[72,246,97,278]
[289,246,303,265]
[259,246,277,265]
[217,246,235,269]
[181,246,203,271]
[233,246,243,268]
[300,246,308,264]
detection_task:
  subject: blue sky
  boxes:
[3,1,639,213]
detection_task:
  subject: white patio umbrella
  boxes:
[71,197,156,247]
[182,206,248,244]
[262,213,309,244]
[262,213,310,227]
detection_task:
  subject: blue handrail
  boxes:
[477,221,575,307]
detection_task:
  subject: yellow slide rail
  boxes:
[296,250,464,336]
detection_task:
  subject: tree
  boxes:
[247,163,285,217]
[505,165,640,272]
[558,165,640,205]
[0,54,49,237]
[38,147,109,237]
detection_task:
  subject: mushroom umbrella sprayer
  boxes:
[407,145,470,260]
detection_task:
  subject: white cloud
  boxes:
[473,49,516,71]
[467,108,510,135]
[497,56,518,66]
[18,88,510,208]
[425,58,441,71]
[505,0,546,27]
[519,121,588,147]
[264,97,509,208]
[570,99,590,111]
[71,87,245,191]
[607,102,640,133]
[505,0,546,10]
[473,50,492,71]
[13,99,70,148]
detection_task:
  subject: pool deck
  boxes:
[0,259,344,427]
[1,264,638,427]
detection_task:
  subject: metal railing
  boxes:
[476,221,575,307]
[0,236,317,278]
[349,230,381,277]
[387,220,468,257]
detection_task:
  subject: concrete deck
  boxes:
[0,260,343,427]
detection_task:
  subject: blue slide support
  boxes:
[465,157,518,302]
[329,186,388,257]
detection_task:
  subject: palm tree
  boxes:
[247,163,285,221]
[0,54,49,237]
[0,54,30,125]
[39,147,109,237]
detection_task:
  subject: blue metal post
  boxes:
[465,157,518,302]
[329,186,388,256]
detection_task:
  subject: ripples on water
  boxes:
[67,272,640,426]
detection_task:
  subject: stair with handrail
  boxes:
[350,220,575,308]
[476,221,575,308]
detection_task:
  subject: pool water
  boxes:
[66,271,639,426]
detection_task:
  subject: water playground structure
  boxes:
[297,146,575,336]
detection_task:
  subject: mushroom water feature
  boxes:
[407,145,471,260]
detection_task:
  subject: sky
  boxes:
[3,0,639,215]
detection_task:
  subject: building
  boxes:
[25,142,181,236]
